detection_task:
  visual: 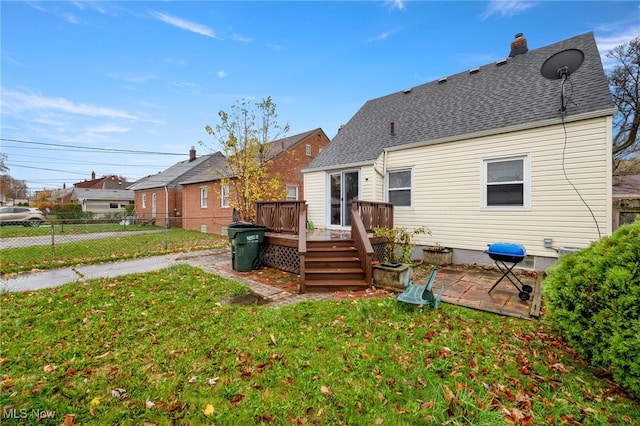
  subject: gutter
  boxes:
[384,108,618,153]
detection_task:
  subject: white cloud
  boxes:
[1,89,139,121]
[232,34,252,43]
[150,10,218,39]
[596,26,639,53]
[63,13,80,24]
[480,0,537,20]
[385,0,406,11]
[81,124,130,141]
[366,31,391,43]
[217,71,228,79]
[108,73,156,84]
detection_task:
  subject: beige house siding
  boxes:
[303,170,326,227]
[384,117,611,258]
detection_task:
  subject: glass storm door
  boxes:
[329,170,359,227]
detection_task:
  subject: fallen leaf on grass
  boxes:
[551,363,569,373]
[111,388,128,399]
[90,397,101,406]
[321,386,332,396]
[202,404,214,417]
[61,414,76,425]
[230,394,245,405]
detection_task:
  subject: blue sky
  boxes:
[1,1,638,193]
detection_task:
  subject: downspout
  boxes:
[164,186,169,249]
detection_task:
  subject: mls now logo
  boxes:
[3,408,56,420]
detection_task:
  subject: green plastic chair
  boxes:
[395,267,444,309]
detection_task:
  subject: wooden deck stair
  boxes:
[303,240,369,291]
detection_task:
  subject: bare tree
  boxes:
[608,36,639,173]
[0,174,29,200]
[202,97,289,221]
[0,153,8,174]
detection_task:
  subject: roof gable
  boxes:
[308,32,613,170]
[180,129,327,185]
[128,152,224,191]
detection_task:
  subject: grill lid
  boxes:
[487,242,526,258]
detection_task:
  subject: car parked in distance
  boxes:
[0,206,47,227]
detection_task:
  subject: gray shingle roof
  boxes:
[307,32,613,170]
[179,152,232,185]
[179,129,326,185]
[128,152,225,191]
[71,188,134,201]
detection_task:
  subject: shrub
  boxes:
[543,218,640,398]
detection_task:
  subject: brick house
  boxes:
[180,128,330,234]
[127,148,222,228]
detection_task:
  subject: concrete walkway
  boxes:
[0,249,331,307]
[1,250,539,317]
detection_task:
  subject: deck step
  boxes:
[303,279,369,292]
[302,238,369,292]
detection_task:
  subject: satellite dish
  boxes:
[541,48,584,80]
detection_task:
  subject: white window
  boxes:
[305,144,312,156]
[142,194,146,209]
[221,184,230,208]
[200,186,208,208]
[387,169,412,207]
[482,154,530,209]
[286,185,299,201]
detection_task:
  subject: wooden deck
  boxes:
[256,200,393,293]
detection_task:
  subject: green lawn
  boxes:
[0,229,229,274]
[1,264,638,425]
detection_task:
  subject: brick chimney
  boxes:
[189,146,196,161]
[91,171,96,180]
[509,33,528,57]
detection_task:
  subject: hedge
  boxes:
[542,218,640,398]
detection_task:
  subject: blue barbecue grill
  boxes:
[486,242,532,301]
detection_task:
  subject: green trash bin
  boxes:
[227,222,268,272]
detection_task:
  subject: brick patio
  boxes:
[427,265,541,320]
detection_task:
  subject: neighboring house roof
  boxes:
[179,152,232,185]
[74,175,127,189]
[264,128,326,160]
[179,129,326,185]
[127,152,224,191]
[307,32,613,171]
[613,174,640,197]
[70,188,134,201]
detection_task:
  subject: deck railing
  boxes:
[298,205,308,293]
[351,201,374,285]
[255,201,305,234]
[352,201,394,231]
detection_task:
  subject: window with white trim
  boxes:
[482,154,530,209]
[286,185,299,201]
[142,194,146,209]
[221,184,230,208]
[387,169,412,207]
[305,144,312,156]
[200,186,208,208]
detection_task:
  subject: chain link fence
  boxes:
[0,212,229,275]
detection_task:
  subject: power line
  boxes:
[7,154,171,168]
[1,138,188,156]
